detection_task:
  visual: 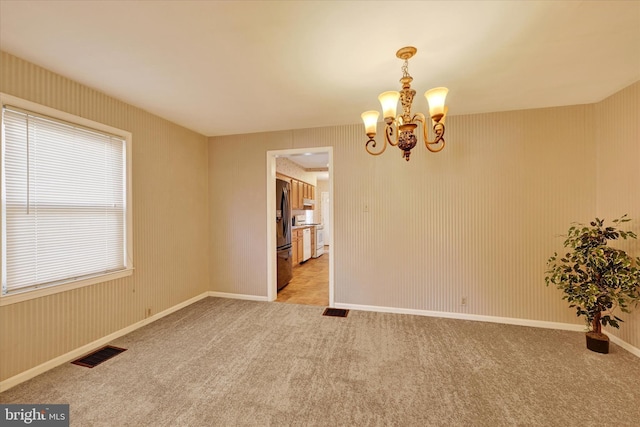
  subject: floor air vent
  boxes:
[323,308,349,317]
[71,345,127,368]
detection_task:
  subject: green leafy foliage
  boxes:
[545,215,640,333]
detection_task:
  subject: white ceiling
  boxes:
[284,152,329,170]
[281,152,329,181]
[1,1,639,137]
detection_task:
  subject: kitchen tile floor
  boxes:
[276,249,329,306]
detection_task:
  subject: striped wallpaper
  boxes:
[209,83,640,350]
[595,82,640,348]
[0,51,210,383]
[1,49,638,387]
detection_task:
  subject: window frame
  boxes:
[0,93,133,306]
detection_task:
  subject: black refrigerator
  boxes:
[276,178,293,290]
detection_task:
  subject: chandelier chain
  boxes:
[401,59,410,79]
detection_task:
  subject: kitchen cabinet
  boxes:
[292,227,314,265]
[291,180,302,210]
[292,228,304,265]
[296,229,303,262]
[292,234,299,265]
[291,180,299,210]
[297,181,304,209]
[275,173,316,210]
[275,173,290,182]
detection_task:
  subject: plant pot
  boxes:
[586,331,609,354]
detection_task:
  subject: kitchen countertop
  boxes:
[292,225,315,230]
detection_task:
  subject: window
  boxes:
[0,94,133,304]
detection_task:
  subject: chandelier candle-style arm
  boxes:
[414,112,445,153]
[361,111,387,156]
[384,120,399,148]
[360,46,450,162]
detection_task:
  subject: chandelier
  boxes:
[361,46,449,161]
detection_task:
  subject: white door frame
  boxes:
[321,191,331,246]
[266,147,334,306]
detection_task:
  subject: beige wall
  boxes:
[1,49,638,385]
[595,81,640,348]
[208,131,292,295]
[208,102,618,330]
[0,52,210,382]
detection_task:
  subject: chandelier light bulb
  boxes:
[378,91,400,121]
[361,110,380,136]
[425,87,449,121]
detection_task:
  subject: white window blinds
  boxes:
[2,106,127,295]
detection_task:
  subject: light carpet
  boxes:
[2,297,640,426]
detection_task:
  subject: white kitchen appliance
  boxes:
[302,228,312,262]
[312,225,324,258]
[293,214,306,226]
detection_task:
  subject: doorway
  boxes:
[266,147,334,306]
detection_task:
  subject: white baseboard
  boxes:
[3,294,637,393]
[334,302,640,358]
[605,332,640,358]
[0,292,210,393]
[208,291,268,302]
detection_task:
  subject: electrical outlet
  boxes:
[146,308,151,317]
[461,297,467,306]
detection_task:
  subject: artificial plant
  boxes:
[545,215,640,335]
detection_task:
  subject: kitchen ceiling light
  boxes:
[361,46,449,161]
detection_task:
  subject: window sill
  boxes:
[0,268,134,306]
